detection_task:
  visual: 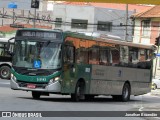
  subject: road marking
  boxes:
[154,117,160,120]
[139,107,144,111]
[0,82,10,85]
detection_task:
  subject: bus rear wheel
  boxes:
[121,83,130,102]
[112,83,130,102]
[71,81,85,102]
[32,91,41,99]
[0,66,11,79]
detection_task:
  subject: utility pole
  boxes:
[13,8,15,24]
[33,8,36,28]
[2,8,4,26]
[125,4,128,41]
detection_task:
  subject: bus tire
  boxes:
[0,66,11,79]
[121,83,130,102]
[71,81,85,102]
[152,83,157,90]
[32,91,41,99]
[112,83,130,102]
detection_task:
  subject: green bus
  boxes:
[10,28,155,102]
[0,37,14,79]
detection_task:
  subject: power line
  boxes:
[1,12,160,29]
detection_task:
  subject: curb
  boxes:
[151,90,160,96]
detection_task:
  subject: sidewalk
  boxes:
[151,89,160,96]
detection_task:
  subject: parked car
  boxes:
[152,78,160,90]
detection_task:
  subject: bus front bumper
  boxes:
[10,78,61,93]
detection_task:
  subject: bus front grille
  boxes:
[17,81,48,89]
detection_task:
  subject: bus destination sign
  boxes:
[17,30,61,39]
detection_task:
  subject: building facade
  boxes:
[52,3,135,41]
[131,5,160,77]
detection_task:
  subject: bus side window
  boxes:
[145,49,150,60]
[139,49,146,61]
[64,45,74,64]
[0,43,4,56]
[76,47,88,64]
[89,47,99,65]
[99,48,111,65]
[129,47,139,63]
[111,49,120,65]
[120,46,129,65]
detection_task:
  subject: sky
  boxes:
[0,0,31,10]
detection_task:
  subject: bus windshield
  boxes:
[13,40,62,69]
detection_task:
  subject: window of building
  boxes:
[142,20,150,36]
[71,19,88,29]
[97,21,112,32]
[55,18,62,28]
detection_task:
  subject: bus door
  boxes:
[61,45,75,93]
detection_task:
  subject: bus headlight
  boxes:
[11,74,17,82]
[48,77,60,85]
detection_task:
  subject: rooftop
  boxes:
[61,2,153,12]
[0,24,52,33]
[131,5,160,18]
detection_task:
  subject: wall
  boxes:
[94,7,134,41]
[133,19,141,43]
[53,4,134,41]
[53,4,95,32]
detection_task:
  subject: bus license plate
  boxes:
[27,84,36,89]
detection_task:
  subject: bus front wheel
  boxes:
[32,91,41,99]
[0,66,11,79]
[71,81,85,102]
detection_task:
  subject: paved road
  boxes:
[0,79,10,87]
[0,79,160,120]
